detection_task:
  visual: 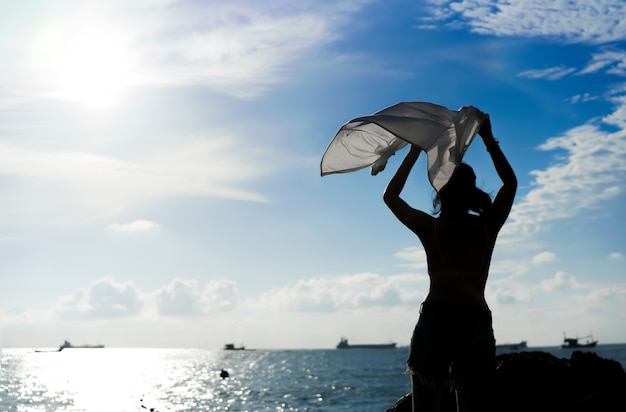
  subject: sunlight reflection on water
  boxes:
[1,347,410,411]
[2,348,222,411]
[2,345,624,411]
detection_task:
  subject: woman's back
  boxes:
[427,215,496,273]
[419,214,497,307]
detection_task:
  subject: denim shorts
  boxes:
[407,301,495,389]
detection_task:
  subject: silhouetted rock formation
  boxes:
[385,350,626,412]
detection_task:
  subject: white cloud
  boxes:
[569,93,600,104]
[573,283,626,307]
[155,278,238,316]
[539,271,587,292]
[488,285,532,305]
[517,66,576,80]
[0,136,271,224]
[155,279,203,316]
[107,220,161,233]
[500,92,626,241]
[421,0,626,44]
[487,269,593,307]
[394,246,428,269]
[488,259,529,278]
[150,11,336,99]
[56,276,143,320]
[579,50,626,76]
[258,272,424,312]
[6,271,626,347]
[531,251,557,265]
[0,0,367,102]
[609,252,623,259]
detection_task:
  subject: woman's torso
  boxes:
[419,214,497,308]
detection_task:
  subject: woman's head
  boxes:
[434,163,492,215]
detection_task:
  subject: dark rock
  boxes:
[386,351,626,412]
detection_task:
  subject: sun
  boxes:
[34,23,139,108]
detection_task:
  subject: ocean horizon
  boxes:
[2,344,625,411]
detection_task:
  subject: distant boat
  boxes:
[496,341,528,350]
[58,340,104,350]
[336,337,396,349]
[561,333,597,349]
[223,343,245,351]
[35,340,104,352]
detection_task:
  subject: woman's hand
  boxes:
[479,114,494,138]
[478,114,498,149]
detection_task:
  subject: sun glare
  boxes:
[34,23,139,108]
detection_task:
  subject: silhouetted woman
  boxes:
[383,114,517,412]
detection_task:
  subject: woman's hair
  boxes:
[433,163,492,215]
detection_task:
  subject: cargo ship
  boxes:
[495,340,528,350]
[35,340,104,352]
[336,337,396,349]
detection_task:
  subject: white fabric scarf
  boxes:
[320,102,485,191]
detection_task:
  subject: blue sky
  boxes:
[1,0,625,349]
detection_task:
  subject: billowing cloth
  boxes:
[320,102,486,191]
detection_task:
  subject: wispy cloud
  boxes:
[569,93,600,104]
[579,50,626,76]
[107,220,162,233]
[393,246,429,269]
[0,0,368,103]
[147,10,337,99]
[500,91,626,240]
[517,66,576,80]
[0,0,374,224]
[420,0,626,44]
[0,136,271,224]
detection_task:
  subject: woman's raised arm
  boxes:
[479,115,517,227]
[383,146,431,232]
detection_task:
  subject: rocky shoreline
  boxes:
[386,350,626,412]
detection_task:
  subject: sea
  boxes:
[1,344,625,412]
